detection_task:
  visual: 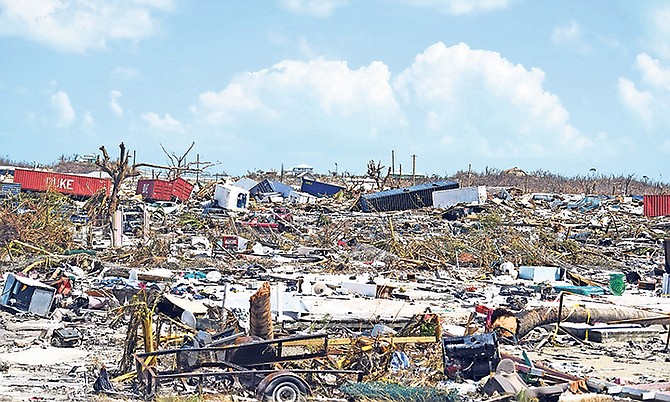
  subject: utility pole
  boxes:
[411,154,417,185]
[195,153,200,184]
[391,150,395,176]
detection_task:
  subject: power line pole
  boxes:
[195,153,200,184]
[411,154,417,185]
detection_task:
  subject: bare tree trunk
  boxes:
[96,143,136,248]
[249,282,274,340]
[515,305,670,339]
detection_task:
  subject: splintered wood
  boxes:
[249,281,274,340]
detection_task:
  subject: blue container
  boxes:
[251,179,294,198]
[359,181,459,212]
[0,182,21,197]
[301,178,345,197]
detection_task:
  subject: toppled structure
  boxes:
[357,180,459,212]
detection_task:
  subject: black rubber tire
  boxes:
[267,381,304,402]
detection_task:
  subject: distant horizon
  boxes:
[1,150,666,185]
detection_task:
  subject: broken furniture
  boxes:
[0,273,56,317]
[482,358,569,400]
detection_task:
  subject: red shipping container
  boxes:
[136,179,172,201]
[13,168,110,197]
[644,195,670,217]
[171,177,194,202]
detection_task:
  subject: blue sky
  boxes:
[0,0,668,179]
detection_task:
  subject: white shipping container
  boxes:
[288,190,316,204]
[432,186,487,209]
[214,184,250,211]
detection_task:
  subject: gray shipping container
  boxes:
[432,186,487,209]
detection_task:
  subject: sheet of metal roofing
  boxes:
[359,181,459,212]
[644,195,670,217]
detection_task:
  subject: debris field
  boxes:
[1,162,670,402]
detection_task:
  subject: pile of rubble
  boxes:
[1,177,670,402]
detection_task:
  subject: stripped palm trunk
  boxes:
[515,305,670,339]
[249,281,274,340]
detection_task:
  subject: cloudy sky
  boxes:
[1,0,668,178]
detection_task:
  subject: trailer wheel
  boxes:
[257,372,309,402]
[269,381,302,402]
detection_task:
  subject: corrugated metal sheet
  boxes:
[0,183,21,197]
[13,168,110,197]
[359,181,459,212]
[171,178,194,202]
[251,179,294,198]
[644,195,670,217]
[300,178,345,197]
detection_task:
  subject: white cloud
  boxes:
[110,90,124,117]
[280,0,348,17]
[0,0,174,53]
[551,20,580,44]
[82,111,94,129]
[192,41,596,166]
[113,66,138,79]
[398,0,509,15]
[142,112,183,132]
[551,20,591,53]
[617,77,653,125]
[194,58,401,128]
[50,91,75,127]
[618,53,670,128]
[648,5,670,59]
[394,42,591,157]
[635,53,670,91]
